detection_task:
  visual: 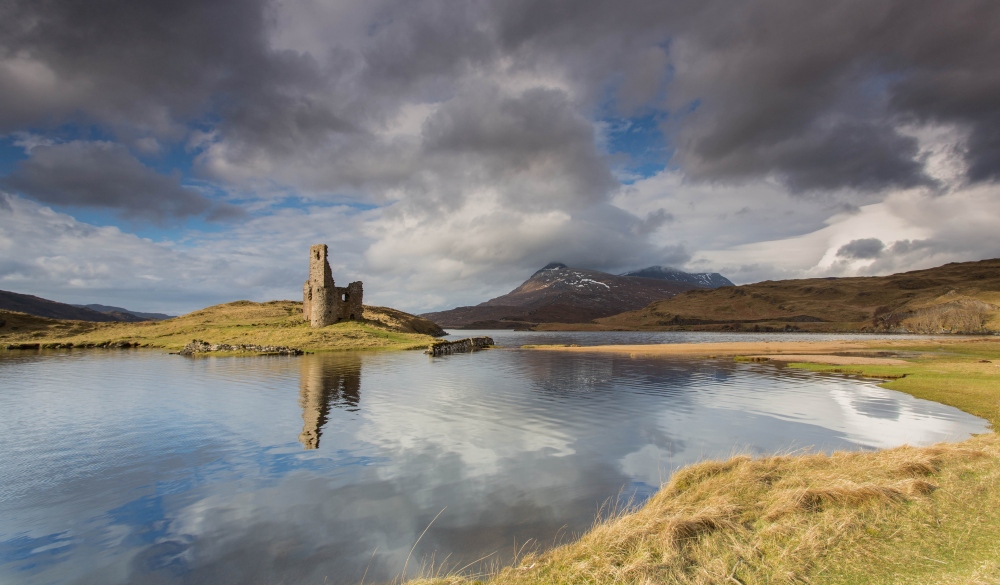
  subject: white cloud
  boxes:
[0,193,365,313]
[687,184,1000,283]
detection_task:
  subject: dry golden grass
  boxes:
[402,436,1000,585]
[0,300,444,351]
[594,258,1000,333]
[404,438,1000,585]
[402,338,1000,585]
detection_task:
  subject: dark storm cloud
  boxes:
[359,1,496,94]
[0,0,265,132]
[1,142,237,221]
[662,1,1000,192]
[5,0,1000,197]
[887,239,934,255]
[633,208,675,235]
[491,0,1000,191]
[836,238,886,260]
[421,86,617,209]
[656,244,691,268]
[0,0,364,158]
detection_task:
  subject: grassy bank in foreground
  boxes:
[409,339,1000,585]
[0,300,444,351]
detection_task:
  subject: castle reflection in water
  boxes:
[298,354,362,449]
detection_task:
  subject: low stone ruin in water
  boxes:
[178,339,303,356]
[425,336,495,356]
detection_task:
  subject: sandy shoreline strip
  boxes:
[528,340,874,356]
[744,354,908,365]
[527,340,928,365]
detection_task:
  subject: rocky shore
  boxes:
[178,339,304,356]
[4,340,141,350]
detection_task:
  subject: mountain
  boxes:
[620,266,734,288]
[421,262,702,328]
[73,304,173,321]
[597,258,1000,333]
[0,290,127,322]
[0,290,166,323]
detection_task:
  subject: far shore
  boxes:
[525,336,998,365]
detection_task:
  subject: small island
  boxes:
[0,244,446,353]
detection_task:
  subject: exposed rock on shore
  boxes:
[179,339,303,356]
[5,340,141,350]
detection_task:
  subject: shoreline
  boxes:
[525,337,996,365]
[410,337,1000,584]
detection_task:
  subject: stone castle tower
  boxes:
[303,244,364,328]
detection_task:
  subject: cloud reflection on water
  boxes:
[0,347,988,585]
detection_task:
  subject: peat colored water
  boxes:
[0,333,987,585]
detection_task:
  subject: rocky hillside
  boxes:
[422,263,701,328]
[620,266,734,288]
[597,258,1000,333]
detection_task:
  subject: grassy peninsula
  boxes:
[0,300,445,352]
[409,338,1000,585]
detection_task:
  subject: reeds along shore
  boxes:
[406,338,1000,585]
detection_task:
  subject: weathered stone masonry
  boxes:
[425,336,494,356]
[303,244,364,328]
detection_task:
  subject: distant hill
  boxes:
[421,262,701,328]
[0,290,132,322]
[620,266,734,288]
[73,304,173,321]
[596,258,1000,333]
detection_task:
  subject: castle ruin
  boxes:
[303,244,363,327]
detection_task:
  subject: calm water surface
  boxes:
[0,334,987,585]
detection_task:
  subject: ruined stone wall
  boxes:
[425,336,494,356]
[303,244,364,328]
[333,281,364,321]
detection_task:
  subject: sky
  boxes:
[1,0,999,315]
